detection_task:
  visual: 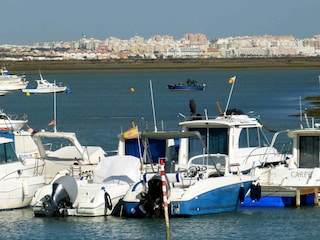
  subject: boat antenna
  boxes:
[224,76,236,115]
[299,96,303,129]
[53,80,57,133]
[150,80,157,132]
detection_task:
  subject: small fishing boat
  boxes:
[0,110,28,131]
[22,71,68,94]
[167,79,205,91]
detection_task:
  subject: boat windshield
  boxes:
[188,128,228,158]
[239,127,269,148]
[0,142,19,164]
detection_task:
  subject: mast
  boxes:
[150,80,157,132]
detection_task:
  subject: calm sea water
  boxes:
[1,69,320,239]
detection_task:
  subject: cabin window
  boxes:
[0,142,18,164]
[189,128,228,157]
[239,127,265,148]
[299,136,320,168]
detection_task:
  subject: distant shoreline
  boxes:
[2,57,320,74]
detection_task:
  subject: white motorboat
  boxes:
[33,130,107,183]
[31,155,141,217]
[244,120,320,207]
[0,67,29,91]
[0,110,28,131]
[0,136,45,210]
[22,71,68,94]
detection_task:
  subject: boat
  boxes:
[31,155,141,217]
[0,91,9,96]
[118,128,255,217]
[167,79,205,91]
[0,135,45,210]
[22,71,68,94]
[0,67,29,91]
[0,110,28,131]
[242,118,320,207]
[32,130,107,183]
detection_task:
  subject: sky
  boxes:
[1,0,320,45]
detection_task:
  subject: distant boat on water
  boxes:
[167,78,205,91]
[22,71,69,94]
[0,67,29,91]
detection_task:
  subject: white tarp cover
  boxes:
[93,155,141,184]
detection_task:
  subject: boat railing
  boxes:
[0,163,44,181]
[5,113,28,121]
[179,113,251,122]
[241,144,290,170]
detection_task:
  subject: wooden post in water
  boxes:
[160,158,170,240]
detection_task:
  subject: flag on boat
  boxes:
[228,76,236,84]
[123,126,139,139]
[48,120,55,126]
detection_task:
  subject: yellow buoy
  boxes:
[26,92,30,96]
[130,87,135,92]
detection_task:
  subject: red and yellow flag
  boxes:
[123,126,139,139]
[228,76,236,84]
[48,120,55,126]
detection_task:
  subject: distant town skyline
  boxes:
[1,0,319,45]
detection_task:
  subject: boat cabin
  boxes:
[178,113,284,173]
[288,129,320,168]
[117,131,201,172]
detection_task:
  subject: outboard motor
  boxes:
[40,175,78,217]
[139,174,170,217]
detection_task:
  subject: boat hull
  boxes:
[0,175,45,210]
[170,181,252,216]
[33,180,131,217]
[167,85,205,91]
[122,176,253,217]
[22,87,67,94]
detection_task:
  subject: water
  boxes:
[1,69,320,239]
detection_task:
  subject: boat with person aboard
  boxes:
[167,78,205,91]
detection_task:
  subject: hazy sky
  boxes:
[2,0,319,45]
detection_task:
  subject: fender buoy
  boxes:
[104,191,113,211]
[250,183,261,202]
[239,185,245,203]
